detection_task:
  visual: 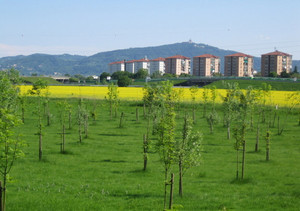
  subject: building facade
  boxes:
[125,60,135,73]
[149,57,165,75]
[134,58,150,73]
[193,54,220,76]
[108,61,125,74]
[165,55,190,75]
[224,53,253,77]
[261,51,292,77]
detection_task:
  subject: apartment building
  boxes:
[134,58,150,73]
[193,54,220,76]
[125,60,135,73]
[224,53,253,77]
[149,57,165,75]
[165,55,190,75]
[108,60,125,74]
[261,50,292,77]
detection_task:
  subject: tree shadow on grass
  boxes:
[98,133,130,137]
[89,159,127,163]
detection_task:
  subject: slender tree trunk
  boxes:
[2,176,6,211]
[164,168,168,210]
[110,102,112,120]
[143,134,147,171]
[227,121,230,139]
[47,111,50,126]
[236,149,239,180]
[169,173,174,210]
[255,124,259,152]
[62,124,65,153]
[143,103,146,119]
[68,111,72,129]
[272,111,277,128]
[136,107,139,122]
[241,141,246,180]
[39,123,42,161]
[266,131,270,161]
[277,116,280,135]
[179,159,183,197]
[119,112,124,128]
[21,107,25,123]
[84,113,88,138]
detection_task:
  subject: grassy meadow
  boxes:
[7,95,300,210]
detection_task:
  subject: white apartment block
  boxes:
[108,60,125,74]
[134,58,150,73]
[125,60,135,73]
[150,57,165,75]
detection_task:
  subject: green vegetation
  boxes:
[2,93,298,210]
[21,76,61,85]
[205,79,300,91]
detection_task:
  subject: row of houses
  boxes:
[108,50,293,77]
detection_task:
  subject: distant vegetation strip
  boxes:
[205,79,300,91]
[18,85,298,107]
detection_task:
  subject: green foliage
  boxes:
[268,72,278,77]
[280,71,291,78]
[0,73,25,210]
[134,69,149,79]
[28,79,48,96]
[177,115,202,173]
[106,83,119,118]
[205,79,300,91]
[100,72,111,82]
[117,75,132,87]
[112,71,133,80]
[4,98,300,210]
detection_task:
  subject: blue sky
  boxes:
[1,0,300,59]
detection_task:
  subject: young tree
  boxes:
[189,86,199,123]
[57,101,70,153]
[28,79,48,161]
[265,131,271,161]
[0,72,25,211]
[177,115,202,197]
[222,82,241,139]
[202,87,209,118]
[155,81,177,209]
[106,83,119,119]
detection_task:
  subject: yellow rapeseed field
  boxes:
[18,85,299,107]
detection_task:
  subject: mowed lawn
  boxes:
[7,97,300,210]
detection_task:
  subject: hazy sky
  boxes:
[1,0,300,59]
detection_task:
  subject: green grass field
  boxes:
[7,98,300,210]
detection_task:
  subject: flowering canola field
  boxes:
[18,85,299,107]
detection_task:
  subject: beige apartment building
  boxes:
[193,54,220,76]
[261,51,292,77]
[224,53,253,77]
[165,55,190,75]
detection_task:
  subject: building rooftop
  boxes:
[193,54,219,58]
[225,53,253,58]
[150,57,166,61]
[165,55,190,60]
[109,60,125,65]
[262,50,292,56]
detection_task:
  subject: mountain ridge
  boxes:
[0,42,299,76]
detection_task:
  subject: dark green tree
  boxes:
[134,69,149,79]
[117,76,132,87]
